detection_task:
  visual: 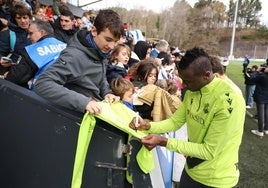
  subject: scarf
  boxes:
[86,33,111,59]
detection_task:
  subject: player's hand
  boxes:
[129,116,151,131]
[141,134,167,151]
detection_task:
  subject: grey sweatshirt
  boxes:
[34,30,112,113]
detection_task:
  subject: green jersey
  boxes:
[149,77,245,187]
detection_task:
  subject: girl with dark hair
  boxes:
[133,40,152,60]
[130,58,159,88]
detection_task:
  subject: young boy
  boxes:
[35,9,124,114]
[109,77,135,110]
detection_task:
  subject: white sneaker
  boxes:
[264,130,268,135]
[251,130,264,137]
[246,105,252,109]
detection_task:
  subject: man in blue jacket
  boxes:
[242,55,250,73]
[4,19,66,89]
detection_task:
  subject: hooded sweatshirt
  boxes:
[34,29,112,113]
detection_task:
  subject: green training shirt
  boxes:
[149,77,245,187]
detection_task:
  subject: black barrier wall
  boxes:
[0,79,129,188]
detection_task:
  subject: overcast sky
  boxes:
[82,0,268,26]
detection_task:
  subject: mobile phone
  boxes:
[2,57,12,63]
[2,54,22,64]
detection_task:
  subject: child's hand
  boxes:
[104,93,120,103]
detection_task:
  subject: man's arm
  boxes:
[166,93,245,160]
[140,90,245,162]
[34,54,91,113]
[130,101,187,133]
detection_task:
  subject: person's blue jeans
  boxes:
[245,84,255,107]
[256,103,268,132]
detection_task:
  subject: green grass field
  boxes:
[226,61,268,188]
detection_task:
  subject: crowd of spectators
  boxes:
[0,0,95,75]
[0,2,249,188]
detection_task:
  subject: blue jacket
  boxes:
[26,37,66,84]
[5,35,66,89]
[150,48,159,59]
[106,64,127,83]
[243,57,250,68]
[244,70,258,85]
[250,71,268,104]
[0,22,31,58]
